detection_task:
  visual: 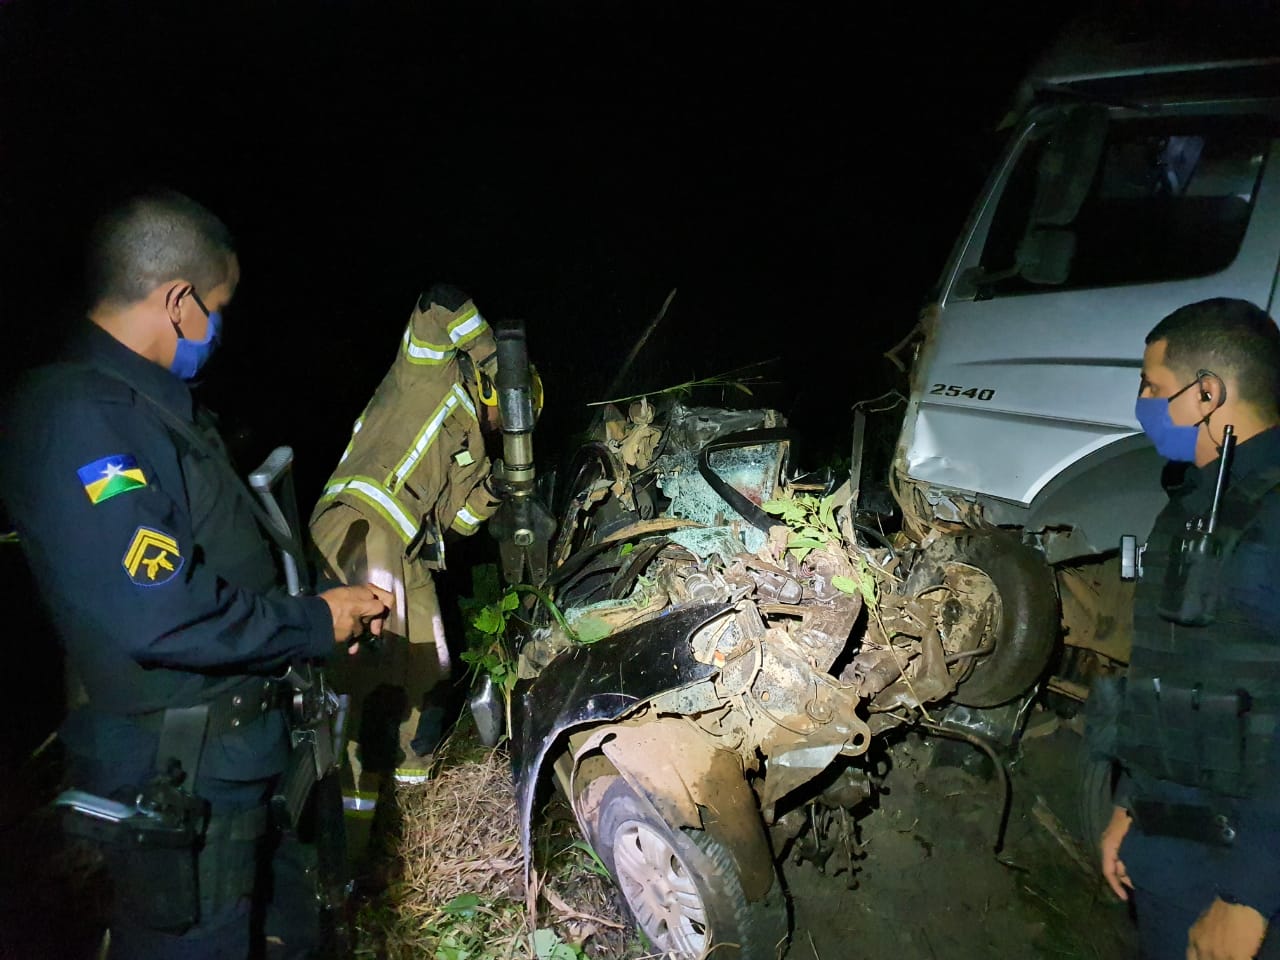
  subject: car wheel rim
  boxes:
[612,820,708,958]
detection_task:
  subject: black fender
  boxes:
[510,601,734,874]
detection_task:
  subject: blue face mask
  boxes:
[169,291,223,382]
[1134,377,1206,462]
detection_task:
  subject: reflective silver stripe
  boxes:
[320,476,418,543]
[453,504,484,532]
[338,415,365,465]
[448,309,487,347]
[403,325,454,365]
[455,383,478,420]
[388,385,470,492]
[342,794,377,813]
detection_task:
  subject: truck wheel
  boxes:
[1077,754,1120,869]
[592,777,786,960]
[909,531,1059,707]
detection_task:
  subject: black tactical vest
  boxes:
[1116,466,1280,799]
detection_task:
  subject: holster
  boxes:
[60,775,208,933]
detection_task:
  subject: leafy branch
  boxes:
[762,492,843,563]
[459,567,613,715]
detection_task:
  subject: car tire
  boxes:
[909,531,1060,708]
[592,777,786,960]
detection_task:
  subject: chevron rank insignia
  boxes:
[78,454,148,505]
[122,526,184,586]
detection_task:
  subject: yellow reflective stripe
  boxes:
[447,308,487,347]
[403,324,454,365]
[387,384,474,493]
[319,476,418,543]
[452,505,484,533]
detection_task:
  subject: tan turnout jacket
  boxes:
[310,286,502,569]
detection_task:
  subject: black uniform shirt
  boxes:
[1121,425,1280,914]
[1,323,334,803]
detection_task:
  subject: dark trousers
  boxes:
[107,825,320,960]
[1123,828,1276,960]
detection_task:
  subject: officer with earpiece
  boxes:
[1099,298,1280,960]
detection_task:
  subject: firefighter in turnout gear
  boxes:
[1099,299,1280,960]
[309,284,518,852]
[0,190,392,959]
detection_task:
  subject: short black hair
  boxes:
[1146,297,1280,416]
[86,189,235,307]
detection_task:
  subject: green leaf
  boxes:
[619,542,635,557]
[761,499,790,516]
[472,605,505,635]
[819,495,837,534]
[435,943,469,960]
[442,892,481,917]
[831,575,859,595]
[533,929,561,960]
[500,590,520,612]
[572,615,612,644]
[787,536,825,551]
[470,562,502,604]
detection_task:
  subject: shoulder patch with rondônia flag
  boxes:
[122,526,184,586]
[78,454,148,505]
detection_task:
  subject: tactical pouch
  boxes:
[1159,528,1227,626]
[1131,799,1237,847]
[1128,679,1252,793]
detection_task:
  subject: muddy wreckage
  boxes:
[476,398,1058,959]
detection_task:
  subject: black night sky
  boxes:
[0,0,1085,506]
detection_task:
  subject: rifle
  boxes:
[249,446,354,959]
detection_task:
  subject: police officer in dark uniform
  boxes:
[1099,298,1280,960]
[0,190,393,959]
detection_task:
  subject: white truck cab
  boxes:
[891,21,1280,682]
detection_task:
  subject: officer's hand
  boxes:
[1187,897,1267,960]
[320,584,393,651]
[1100,805,1134,901]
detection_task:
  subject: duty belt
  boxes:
[1131,799,1237,847]
[134,677,291,738]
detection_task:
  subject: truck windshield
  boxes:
[980,115,1271,292]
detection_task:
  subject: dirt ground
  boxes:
[0,706,1138,960]
[782,712,1137,960]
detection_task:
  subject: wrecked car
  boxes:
[488,399,1057,958]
